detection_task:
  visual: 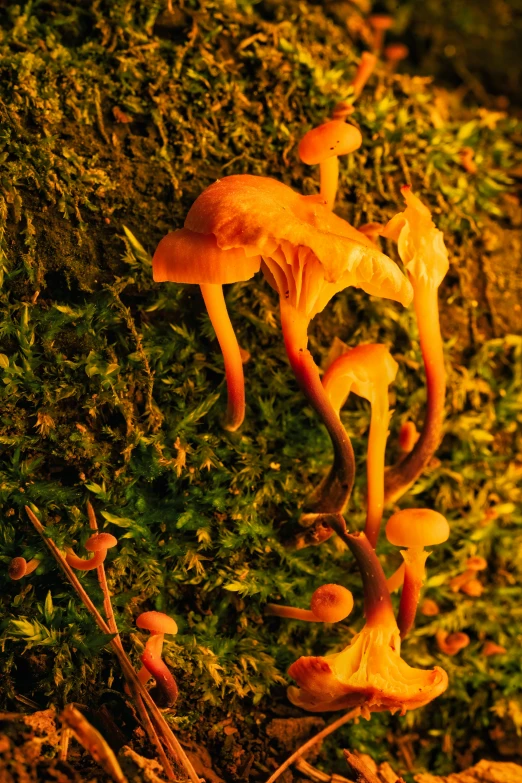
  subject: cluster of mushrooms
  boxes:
[152,67,456,717]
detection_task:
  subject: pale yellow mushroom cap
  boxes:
[386,508,450,548]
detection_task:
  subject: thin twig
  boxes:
[25,506,200,783]
[265,708,361,783]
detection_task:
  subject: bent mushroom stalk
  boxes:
[380,186,449,504]
[153,175,412,515]
[322,344,398,548]
[266,583,354,623]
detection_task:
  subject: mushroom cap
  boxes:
[136,611,178,635]
[322,343,398,410]
[85,533,118,552]
[384,43,409,62]
[8,557,27,580]
[153,175,413,317]
[368,14,393,31]
[298,120,362,165]
[466,556,487,571]
[310,584,354,623]
[385,508,450,548]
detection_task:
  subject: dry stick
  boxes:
[85,503,174,778]
[343,750,384,783]
[25,507,200,783]
[264,708,361,783]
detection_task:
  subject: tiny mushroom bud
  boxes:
[384,43,409,72]
[368,14,393,52]
[460,578,484,597]
[436,630,470,656]
[266,583,354,624]
[421,599,440,617]
[298,120,363,210]
[8,556,39,580]
[323,344,398,548]
[66,533,118,571]
[483,641,507,657]
[136,611,179,708]
[386,509,450,637]
[459,147,477,174]
[399,421,419,453]
[449,556,487,593]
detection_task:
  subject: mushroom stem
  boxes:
[330,517,394,628]
[397,548,429,638]
[280,299,355,514]
[319,156,339,210]
[351,52,378,98]
[141,633,179,708]
[265,604,318,622]
[200,283,245,432]
[65,548,106,571]
[385,282,445,503]
[386,562,406,593]
[364,390,389,548]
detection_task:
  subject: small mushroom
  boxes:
[384,43,409,72]
[298,120,363,210]
[380,187,449,503]
[482,641,507,657]
[436,630,470,656]
[460,578,484,597]
[420,598,440,617]
[322,344,398,547]
[399,421,419,453]
[350,51,378,100]
[8,556,40,580]
[385,508,450,637]
[458,147,477,174]
[66,533,118,571]
[266,583,354,623]
[368,14,393,53]
[449,556,487,592]
[136,611,179,708]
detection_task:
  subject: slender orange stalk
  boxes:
[351,52,378,98]
[200,283,245,431]
[397,549,429,638]
[280,300,355,514]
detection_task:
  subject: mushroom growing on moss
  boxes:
[266,583,354,623]
[66,533,118,571]
[153,175,412,514]
[298,120,363,210]
[287,525,448,713]
[136,611,179,708]
[8,556,39,580]
[386,508,450,638]
[380,186,449,503]
[322,343,398,548]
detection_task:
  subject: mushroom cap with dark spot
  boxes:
[298,120,362,165]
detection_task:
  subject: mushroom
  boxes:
[436,630,470,656]
[135,611,179,708]
[380,186,449,503]
[66,532,118,571]
[482,641,507,656]
[384,43,409,72]
[460,578,484,597]
[351,51,378,99]
[322,344,398,547]
[287,523,448,713]
[266,583,354,623]
[298,120,363,210]
[8,556,39,580]
[420,598,440,617]
[153,175,413,515]
[449,556,487,593]
[385,508,450,637]
[458,147,477,174]
[368,15,393,53]
[398,421,419,453]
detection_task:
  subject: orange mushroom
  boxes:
[153,175,412,514]
[449,556,487,592]
[458,147,477,174]
[136,611,179,708]
[380,187,449,503]
[351,51,378,99]
[398,421,419,453]
[482,641,507,656]
[298,120,363,210]
[420,598,440,617]
[368,15,393,53]
[460,579,484,597]
[384,43,409,72]
[8,556,39,580]
[436,630,470,656]
[266,583,354,623]
[66,533,118,571]
[385,508,450,637]
[322,344,398,547]
[287,523,448,713]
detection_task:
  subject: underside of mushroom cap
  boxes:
[288,621,448,714]
[183,175,413,307]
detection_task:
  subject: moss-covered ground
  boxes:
[1,1,521,780]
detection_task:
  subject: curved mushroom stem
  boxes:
[386,562,406,593]
[319,156,339,210]
[141,633,179,708]
[385,282,445,503]
[66,548,106,571]
[330,516,394,628]
[280,299,355,514]
[265,604,318,622]
[364,390,390,548]
[397,548,429,638]
[200,283,245,432]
